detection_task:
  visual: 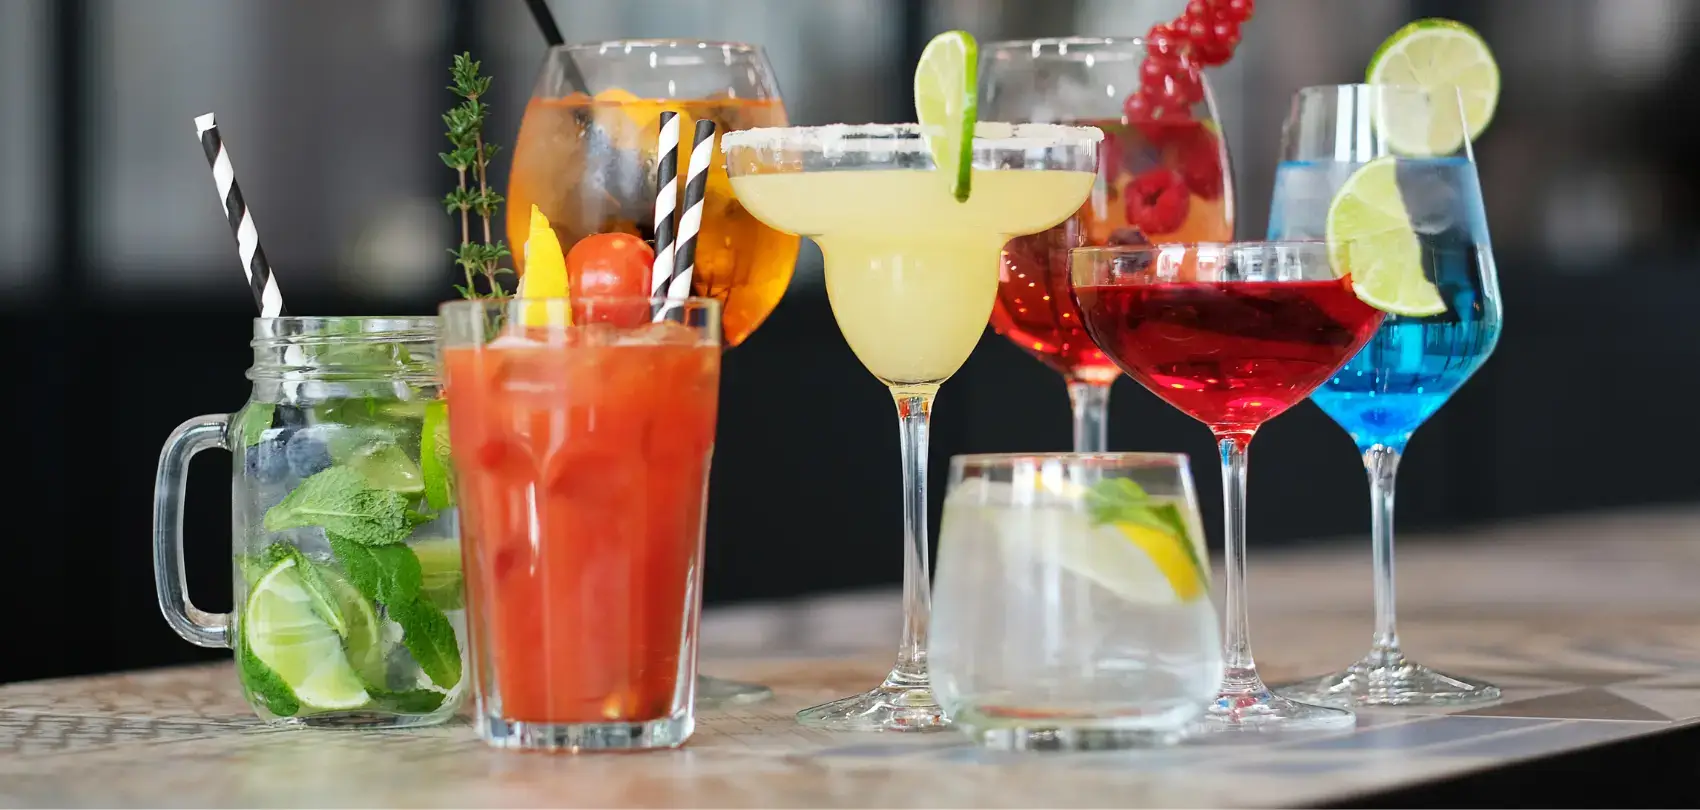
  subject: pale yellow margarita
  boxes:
[731,157,1094,386]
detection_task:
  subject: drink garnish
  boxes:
[1326,157,1447,317]
[442,52,513,299]
[420,399,455,511]
[520,204,571,326]
[1368,19,1499,157]
[239,555,371,713]
[914,30,978,202]
[1125,168,1191,235]
[1083,478,1210,601]
[263,466,420,547]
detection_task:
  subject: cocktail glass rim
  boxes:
[1071,240,1340,285]
[951,451,1188,468]
[720,122,1103,157]
[547,39,764,55]
[981,36,1153,60]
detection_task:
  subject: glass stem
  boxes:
[888,388,936,688]
[1216,431,1264,693]
[1364,443,1404,667]
[1066,380,1111,453]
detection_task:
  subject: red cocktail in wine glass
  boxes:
[1071,242,1385,732]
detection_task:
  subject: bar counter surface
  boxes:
[3,509,1699,807]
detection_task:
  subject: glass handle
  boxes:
[152,414,232,649]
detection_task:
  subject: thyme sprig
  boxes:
[441,53,510,299]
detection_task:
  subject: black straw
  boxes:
[525,0,564,46]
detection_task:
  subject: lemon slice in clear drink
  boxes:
[244,557,371,711]
[1327,156,1446,317]
[1368,19,1499,156]
[914,30,978,202]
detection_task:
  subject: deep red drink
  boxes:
[1073,278,1384,432]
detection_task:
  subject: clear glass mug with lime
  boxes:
[153,317,465,727]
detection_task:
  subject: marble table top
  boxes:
[5,508,1700,808]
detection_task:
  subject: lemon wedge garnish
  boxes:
[520,204,569,327]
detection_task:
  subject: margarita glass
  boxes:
[1072,242,1383,732]
[723,122,1099,731]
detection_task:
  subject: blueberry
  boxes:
[275,405,309,428]
[284,428,334,478]
[244,434,291,485]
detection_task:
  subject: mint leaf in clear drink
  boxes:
[264,466,416,547]
[414,539,463,611]
[1083,479,1208,587]
[369,687,447,714]
[237,403,276,448]
[390,597,461,689]
[326,533,422,607]
[258,543,348,635]
[237,634,300,717]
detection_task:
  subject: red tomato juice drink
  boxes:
[439,296,722,751]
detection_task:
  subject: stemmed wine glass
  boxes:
[1269,84,1504,707]
[723,123,1100,731]
[506,39,801,707]
[980,37,1234,451]
[1071,242,1384,731]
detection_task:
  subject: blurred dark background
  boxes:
[2,0,1695,684]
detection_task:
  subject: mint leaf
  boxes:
[1084,478,1208,585]
[237,403,276,448]
[259,544,347,636]
[327,533,422,607]
[369,687,447,714]
[391,597,461,689]
[237,635,300,717]
[264,466,416,546]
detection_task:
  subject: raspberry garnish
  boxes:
[1122,0,1253,197]
[1166,123,1224,201]
[1125,167,1191,236]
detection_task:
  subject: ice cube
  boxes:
[618,320,702,346]
[1400,162,1460,236]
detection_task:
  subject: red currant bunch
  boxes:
[1122,0,1256,132]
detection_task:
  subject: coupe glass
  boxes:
[980,37,1234,451]
[1269,85,1504,707]
[507,39,800,707]
[1071,242,1384,731]
[932,452,1222,749]
[723,123,1100,731]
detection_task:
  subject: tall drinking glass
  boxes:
[1268,85,1504,707]
[981,38,1234,451]
[723,123,1100,731]
[507,40,798,706]
[932,453,1222,749]
[440,297,721,751]
[1072,242,1384,731]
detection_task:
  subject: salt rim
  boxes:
[719,122,1103,154]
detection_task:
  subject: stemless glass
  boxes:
[1269,85,1504,707]
[440,297,722,751]
[932,453,1222,750]
[1071,242,1384,732]
[507,39,799,706]
[981,37,1234,451]
[723,123,1101,731]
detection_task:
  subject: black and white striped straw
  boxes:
[663,118,718,314]
[649,111,681,304]
[195,113,287,317]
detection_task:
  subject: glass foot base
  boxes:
[287,710,453,729]
[697,674,774,709]
[475,711,693,751]
[796,673,949,732]
[1280,658,1502,708]
[1197,686,1356,733]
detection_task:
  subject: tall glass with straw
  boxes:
[153,115,468,727]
